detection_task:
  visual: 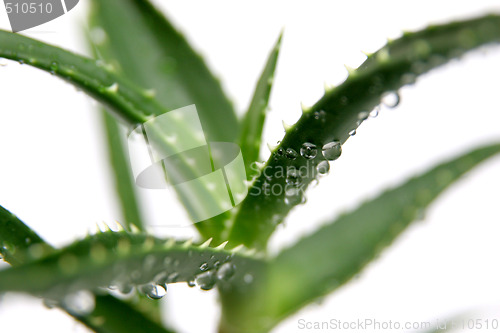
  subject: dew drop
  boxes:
[286,167,301,187]
[28,243,46,259]
[369,107,380,118]
[300,142,317,159]
[381,91,400,108]
[244,274,254,284]
[187,280,196,288]
[349,129,357,136]
[139,284,167,300]
[63,291,95,315]
[118,283,134,295]
[284,187,302,206]
[313,110,326,122]
[316,161,330,175]
[1,241,15,254]
[285,148,298,160]
[106,82,119,93]
[196,270,217,290]
[357,111,369,121]
[322,141,342,161]
[49,61,58,74]
[200,262,209,271]
[217,262,236,281]
[90,27,107,45]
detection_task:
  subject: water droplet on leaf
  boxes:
[381,91,400,108]
[286,168,301,187]
[285,148,298,160]
[322,141,342,161]
[358,111,369,120]
[313,110,326,122]
[63,291,95,315]
[140,284,167,300]
[49,61,58,74]
[244,274,254,284]
[196,270,217,290]
[284,187,302,205]
[316,161,330,175]
[217,262,236,281]
[369,107,380,118]
[300,142,317,159]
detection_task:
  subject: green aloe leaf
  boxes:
[243,143,500,332]
[0,205,53,265]
[99,110,166,324]
[87,0,239,239]
[101,111,146,231]
[228,14,500,250]
[0,30,156,123]
[0,229,261,298]
[0,205,173,333]
[0,30,236,240]
[88,0,238,143]
[239,33,282,178]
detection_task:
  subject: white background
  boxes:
[1,1,500,332]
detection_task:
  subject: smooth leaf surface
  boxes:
[88,0,238,143]
[239,33,282,178]
[101,111,146,231]
[0,205,53,265]
[228,14,500,249]
[0,205,173,333]
[248,143,500,331]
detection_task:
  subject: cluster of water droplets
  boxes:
[284,166,305,205]
[270,82,403,207]
[194,261,236,291]
[106,256,238,300]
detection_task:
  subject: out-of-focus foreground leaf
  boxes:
[0,205,173,333]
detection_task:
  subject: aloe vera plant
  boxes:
[1,1,500,332]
